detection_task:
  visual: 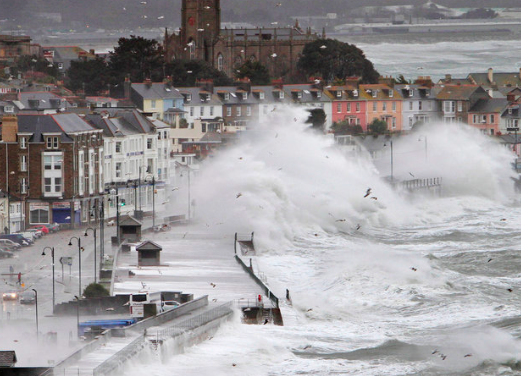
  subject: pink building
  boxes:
[467,98,507,136]
[325,86,368,131]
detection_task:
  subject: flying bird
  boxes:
[500,218,507,221]
[210,283,216,288]
[275,2,282,6]
[140,1,147,4]
[508,288,513,292]
[320,45,327,49]
[335,219,346,222]
[409,172,415,177]
[236,193,242,198]
[356,224,361,230]
[411,267,417,271]
[271,53,277,58]
[488,258,493,263]
[371,197,378,200]
[157,16,164,20]
[464,354,472,358]
[432,349,438,355]
[441,355,447,360]
[364,188,372,198]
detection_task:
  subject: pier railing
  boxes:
[399,177,442,191]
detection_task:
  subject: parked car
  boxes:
[0,249,14,258]
[16,231,37,243]
[0,234,30,246]
[29,225,49,235]
[2,291,18,301]
[0,239,21,250]
[19,291,36,305]
[161,300,180,312]
[26,228,43,239]
[48,223,60,233]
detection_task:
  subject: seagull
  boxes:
[508,288,513,292]
[500,218,507,221]
[441,354,447,360]
[411,267,417,271]
[141,282,147,289]
[356,224,361,230]
[204,6,211,9]
[210,283,216,288]
[232,363,237,367]
[271,22,278,25]
[364,188,372,198]
[371,197,378,200]
[488,258,493,262]
[409,172,415,178]
[320,45,327,49]
[271,53,277,58]
[236,193,242,198]
[140,1,147,4]
[294,117,297,122]
[197,28,205,32]
[105,308,114,311]
[464,354,472,357]
[335,219,346,222]
[212,298,218,302]
[307,308,313,312]
[303,345,311,349]
[157,16,164,20]
[275,2,282,6]
[432,349,438,355]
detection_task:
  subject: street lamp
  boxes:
[41,247,55,313]
[108,184,121,245]
[139,165,150,212]
[384,140,394,183]
[178,165,192,221]
[84,228,97,283]
[68,236,83,299]
[418,135,428,162]
[32,288,38,340]
[144,175,156,229]
[127,179,138,216]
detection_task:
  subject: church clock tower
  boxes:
[180,0,221,61]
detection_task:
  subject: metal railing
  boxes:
[234,255,279,308]
[400,177,442,190]
[154,302,233,340]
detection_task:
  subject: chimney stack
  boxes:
[488,68,494,84]
[124,77,131,99]
[1,115,18,143]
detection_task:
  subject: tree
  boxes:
[306,108,327,131]
[368,119,388,134]
[67,57,111,95]
[12,55,59,81]
[108,36,164,84]
[235,61,271,85]
[164,59,233,87]
[297,39,380,84]
[83,283,110,298]
[332,120,363,135]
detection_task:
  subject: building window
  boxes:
[116,162,122,178]
[382,102,387,111]
[356,103,360,112]
[490,114,495,123]
[147,138,153,149]
[347,103,351,112]
[200,107,204,116]
[246,106,251,116]
[297,92,302,99]
[30,205,49,224]
[210,106,214,116]
[202,123,207,133]
[44,155,62,170]
[389,90,393,98]
[391,117,396,129]
[336,91,341,98]
[373,102,377,112]
[21,178,27,194]
[116,142,122,153]
[226,107,232,116]
[409,102,413,111]
[20,137,26,149]
[44,177,62,194]
[46,136,59,149]
[151,100,156,109]
[217,54,224,71]
[190,107,194,116]
[224,93,230,101]
[457,101,463,112]
[279,91,284,99]
[392,102,396,112]
[260,92,265,100]
[237,107,242,117]
[337,103,342,113]
[409,117,413,127]
[372,90,377,98]
[4,105,14,113]
[418,101,423,111]
[444,101,455,113]
[20,155,27,172]
[243,92,248,100]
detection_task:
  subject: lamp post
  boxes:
[384,140,394,183]
[127,179,138,216]
[138,165,149,212]
[144,175,156,229]
[84,228,97,283]
[32,288,38,340]
[418,135,428,162]
[41,247,55,313]
[68,236,83,299]
[108,185,121,245]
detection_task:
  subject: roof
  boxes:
[178,87,222,106]
[0,350,17,367]
[86,109,154,137]
[136,240,162,251]
[469,98,507,114]
[357,84,401,100]
[18,91,70,110]
[394,84,433,100]
[119,215,142,227]
[131,82,184,100]
[468,71,521,88]
[15,113,97,143]
[435,85,484,100]
[43,46,95,60]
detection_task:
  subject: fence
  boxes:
[400,177,442,191]
[234,255,279,308]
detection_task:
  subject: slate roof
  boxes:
[18,91,70,110]
[136,240,162,251]
[0,350,17,367]
[435,85,483,100]
[177,87,222,106]
[284,84,331,104]
[469,98,507,113]
[131,82,184,100]
[15,113,97,143]
[394,84,433,100]
[86,109,154,137]
[119,215,142,226]
[358,84,402,100]
[468,72,521,88]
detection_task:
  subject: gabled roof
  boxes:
[131,82,184,100]
[18,91,70,110]
[435,85,484,100]
[0,350,17,367]
[86,109,154,137]
[119,215,142,227]
[136,240,162,251]
[15,113,97,143]
[469,98,507,114]
[358,84,401,100]
[468,72,521,88]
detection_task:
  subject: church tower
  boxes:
[180,0,221,61]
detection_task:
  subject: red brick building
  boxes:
[164,0,319,79]
[0,114,103,229]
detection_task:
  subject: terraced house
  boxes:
[360,84,403,132]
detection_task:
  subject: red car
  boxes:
[29,225,49,235]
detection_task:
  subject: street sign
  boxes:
[60,256,73,266]
[507,128,520,132]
